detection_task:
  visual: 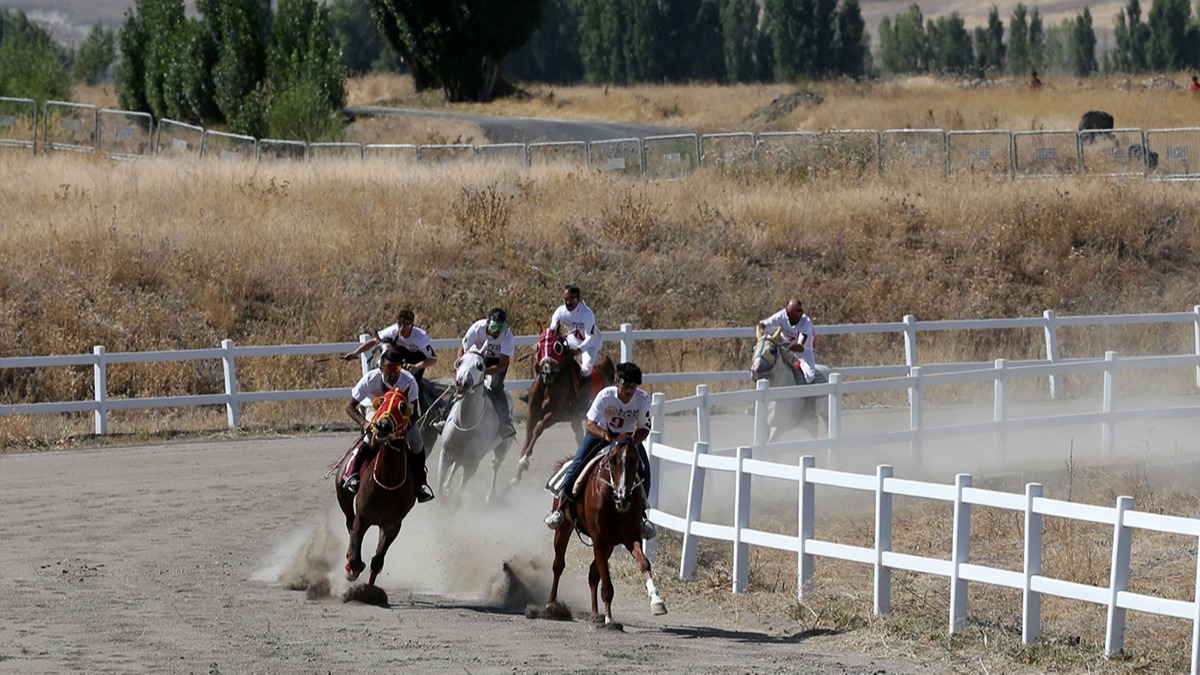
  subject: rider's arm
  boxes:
[345,397,369,431]
[486,354,510,377]
[344,336,380,360]
[585,420,613,443]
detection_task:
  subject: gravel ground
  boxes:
[0,424,911,674]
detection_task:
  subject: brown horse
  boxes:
[514,328,614,483]
[545,440,667,624]
[334,388,417,586]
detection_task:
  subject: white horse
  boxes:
[435,350,512,502]
[749,327,830,442]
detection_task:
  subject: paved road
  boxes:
[346,105,695,145]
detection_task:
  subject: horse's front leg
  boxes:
[368,522,402,586]
[628,540,668,615]
[593,544,617,623]
[546,520,571,607]
[345,518,367,582]
[487,437,512,503]
[515,408,552,481]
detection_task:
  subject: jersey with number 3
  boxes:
[586,385,652,434]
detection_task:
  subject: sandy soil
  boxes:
[0,420,913,674]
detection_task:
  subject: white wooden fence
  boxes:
[643,348,1200,672]
[4,308,1200,434]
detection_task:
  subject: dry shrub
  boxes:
[451,182,515,246]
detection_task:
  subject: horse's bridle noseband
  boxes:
[601,441,643,512]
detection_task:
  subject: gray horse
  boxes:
[748,327,830,442]
[435,350,512,503]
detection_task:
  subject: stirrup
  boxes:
[431,419,447,433]
[343,475,360,494]
[416,484,435,503]
[518,390,529,403]
[544,509,564,530]
[641,519,657,540]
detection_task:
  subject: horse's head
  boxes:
[535,328,569,383]
[370,388,412,444]
[453,350,487,394]
[750,326,786,382]
[601,440,643,513]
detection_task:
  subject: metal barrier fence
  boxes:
[13,101,1200,179]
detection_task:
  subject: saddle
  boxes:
[545,447,611,498]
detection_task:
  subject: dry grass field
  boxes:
[5,75,1200,672]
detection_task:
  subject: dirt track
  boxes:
[0,423,912,674]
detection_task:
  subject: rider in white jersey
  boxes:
[341,347,435,501]
[758,299,818,384]
[548,285,602,377]
[458,307,517,438]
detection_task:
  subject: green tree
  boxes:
[73,22,117,85]
[1070,7,1096,76]
[1113,0,1150,71]
[116,4,150,111]
[894,3,926,73]
[368,0,541,101]
[265,0,346,141]
[1147,0,1191,70]
[833,0,867,77]
[0,9,71,104]
[973,5,1005,75]
[1009,4,1030,77]
[328,0,399,74]
[765,0,840,80]
[721,0,761,82]
[1028,7,1044,70]
[210,0,270,134]
[505,0,584,84]
[926,13,972,75]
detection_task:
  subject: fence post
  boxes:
[827,372,842,468]
[993,359,1007,465]
[903,313,919,373]
[93,346,108,435]
[875,464,894,615]
[752,378,769,452]
[619,323,634,363]
[1043,309,1062,400]
[357,333,371,376]
[680,440,709,581]
[696,384,710,446]
[909,366,924,465]
[949,473,972,633]
[1191,533,1200,674]
[1193,305,1200,389]
[797,455,816,601]
[732,445,752,593]
[222,339,239,428]
[1102,351,1117,457]
[1023,482,1044,645]
[1105,495,1135,659]
[646,392,667,562]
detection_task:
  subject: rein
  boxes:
[371,438,409,491]
[445,379,487,432]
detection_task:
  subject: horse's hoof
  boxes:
[345,569,361,582]
[651,601,668,616]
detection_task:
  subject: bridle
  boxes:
[600,440,642,513]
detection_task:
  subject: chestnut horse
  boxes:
[514,328,614,483]
[545,440,667,624]
[334,387,417,586]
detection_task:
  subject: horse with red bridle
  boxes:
[334,388,418,586]
[514,328,614,483]
[544,439,667,624]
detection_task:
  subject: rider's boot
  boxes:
[495,391,517,438]
[412,450,435,503]
[544,493,570,530]
[342,440,369,493]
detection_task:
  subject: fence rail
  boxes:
[4,308,1200,436]
[3,101,1196,178]
[644,347,1200,672]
